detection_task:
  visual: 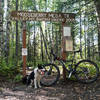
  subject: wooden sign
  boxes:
[65,37,73,51]
[11,11,75,22]
[10,11,76,76]
[63,26,71,36]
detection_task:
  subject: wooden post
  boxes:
[62,51,67,81]
[62,22,67,81]
[22,21,27,76]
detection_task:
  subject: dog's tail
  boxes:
[22,75,28,84]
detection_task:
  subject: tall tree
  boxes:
[0,0,4,59]
[15,0,19,64]
[5,0,11,63]
[94,0,100,57]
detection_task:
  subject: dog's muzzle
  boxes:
[41,71,44,75]
[40,69,45,75]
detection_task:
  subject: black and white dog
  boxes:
[22,64,45,89]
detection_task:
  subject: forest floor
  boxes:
[0,76,100,100]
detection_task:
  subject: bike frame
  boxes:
[51,49,81,77]
[59,60,70,73]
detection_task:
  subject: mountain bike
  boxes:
[41,49,99,86]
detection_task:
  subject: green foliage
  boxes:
[13,74,23,82]
[0,58,21,78]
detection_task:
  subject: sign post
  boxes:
[10,11,75,77]
[22,21,27,76]
[62,25,73,80]
[62,22,67,81]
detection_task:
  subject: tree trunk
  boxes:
[79,0,82,51]
[40,26,44,62]
[15,0,19,64]
[87,18,91,59]
[94,0,100,58]
[27,24,31,62]
[0,0,4,59]
[33,22,36,66]
[5,0,11,63]
[5,21,11,63]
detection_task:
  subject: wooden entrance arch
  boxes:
[11,11,75,79]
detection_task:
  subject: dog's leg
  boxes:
[38,77,41,88]
[29,80,33,88]
[34,79,37,89]
[38,82,41,88]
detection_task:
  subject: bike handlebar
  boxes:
[50,50,62,61]
[50,48,82,61]
[73,48,83,58]
[73,48,82,53]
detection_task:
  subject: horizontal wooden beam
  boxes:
[11,11,76,22]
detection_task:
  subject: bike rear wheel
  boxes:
[41,63,60,86]
[75,60,99,83]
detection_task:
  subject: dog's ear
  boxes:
[38,64,43,69]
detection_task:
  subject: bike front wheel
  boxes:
[40,63,60,86]
[75,60,99,83]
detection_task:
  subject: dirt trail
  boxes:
[0,77,100,100]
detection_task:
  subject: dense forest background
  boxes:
[0,0,100,77]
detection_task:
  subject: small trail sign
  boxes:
[22,48,27,56]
